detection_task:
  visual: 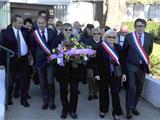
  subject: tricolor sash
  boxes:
[101,41,120,65]
[131,32,149,66]
[33,30,51,56]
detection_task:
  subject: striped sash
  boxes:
[33,30,51,56]
[131,32,149,66]
[101,41,120,65]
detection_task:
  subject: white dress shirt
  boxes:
[40,28,48,42]
[119,35,125,47]
[12,27,28,56]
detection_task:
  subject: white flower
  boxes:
[83,56,88,61]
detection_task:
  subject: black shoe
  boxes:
[127,111,133,119]
[132,108,140,116]
[49,103,56,110]
[93,94,98,99]
[61,111,68,119]
[112,113,120,120]
[14,92,19,98]
[21,100,30,107]
[99,112,105,118]
[42,103,48,110]
[70,112,77,119]
[88,95,92,101]
[8,99,13,105]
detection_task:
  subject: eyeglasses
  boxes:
[56,24,62,27]
[135,25,145,28]
[93,33,101,35]
[122,32,128,34]
[64,29,72,32]
[107,36,116,39]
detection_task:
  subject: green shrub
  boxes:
[149,43,160,78]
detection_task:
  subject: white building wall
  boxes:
[9,0,71,5]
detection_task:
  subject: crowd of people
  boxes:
[0,10,153,120]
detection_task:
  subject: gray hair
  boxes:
[102,29,118,43]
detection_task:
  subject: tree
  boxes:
[101,0,109,27]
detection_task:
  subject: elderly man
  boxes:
[117,25,129,48]
[30,16,57,110]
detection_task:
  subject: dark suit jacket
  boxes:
[84,38,102,69]
[79,32,93,45]
[30,28,57,68]
[123,32,153,72]
[0,26,30,66]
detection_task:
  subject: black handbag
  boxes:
[114,65,122,77]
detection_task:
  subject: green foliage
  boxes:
[149,43,160,77]
[122,21,160,40]
[126,0,160,4]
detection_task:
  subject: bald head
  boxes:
[120,25,129,36]
[37,16,47,30]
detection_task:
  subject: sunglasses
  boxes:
[107,36,116,39]
[93,33,101,35]
[64,29,72,32]
[135,25,145,27]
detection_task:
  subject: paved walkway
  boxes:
[5,82,160,120]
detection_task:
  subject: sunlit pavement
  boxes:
[5,82,160,120]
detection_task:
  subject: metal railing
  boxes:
[0,45,15,110]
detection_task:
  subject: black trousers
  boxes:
[56,64,80,113]
[37,64,55,104]
[126,66,145,112]
[98,75,123,115]
[9,56,29,101]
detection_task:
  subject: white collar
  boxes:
[12,26,20,32]
[136,32,144,37]
[40,28,47,33]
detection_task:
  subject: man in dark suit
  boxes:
[123,18,153,119]
[0,14,30,107]
[79,24,94,84]
[117,25,129,90]
[117,25,129,48]
[30,16,57,110]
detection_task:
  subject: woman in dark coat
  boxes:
[95,29,126,120]
[55,23,81,119]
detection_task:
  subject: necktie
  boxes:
[41,30,46,43]
[139,33,142,45]
[17,30,21,57]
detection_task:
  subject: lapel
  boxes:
[47,28,51,44]
[143,32,148,52]
[9,27,17,42]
